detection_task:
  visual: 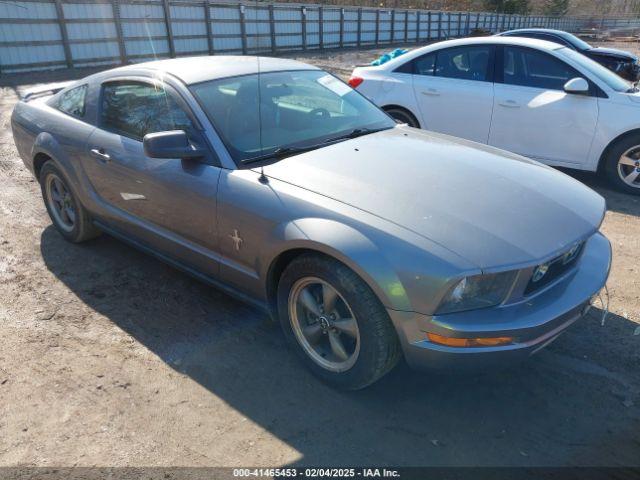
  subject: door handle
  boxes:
[421,88,440,96]
[498,99,520,108]
[90,148,111,163]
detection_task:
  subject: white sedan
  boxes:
[350,36,640,194]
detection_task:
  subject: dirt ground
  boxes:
[0,43,639,469]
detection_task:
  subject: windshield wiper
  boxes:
[242,126,392,165]
[242,144,323,165]
[322,126,392,144]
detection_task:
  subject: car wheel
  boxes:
[40,161,101,242]
[603,134,640,195]
[384,107,419,128]
[277,253,401,390]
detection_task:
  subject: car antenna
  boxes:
[259,165,268,184]
[254,1,268,185]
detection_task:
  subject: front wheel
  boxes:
[603,135,640,195]
[277,254,401,390]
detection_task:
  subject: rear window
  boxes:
[55,85,87,118]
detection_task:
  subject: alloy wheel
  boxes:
[617,146,640,188]
[45,173,76,232]
[288,277,360,372]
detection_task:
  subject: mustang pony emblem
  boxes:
[229,229,243,251]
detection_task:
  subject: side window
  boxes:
[56,85,87,118]
[414,53,436,76]
[503,46,581,91]
[394,60,414,74]
[435,46,491,81]
[100,82,195,140]
[539,34,571,47]
[519,33,547,42]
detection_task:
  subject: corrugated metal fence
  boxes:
[0,0,624,74]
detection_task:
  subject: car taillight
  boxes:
[348,76,363,88]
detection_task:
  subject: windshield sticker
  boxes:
[317,74,352,97]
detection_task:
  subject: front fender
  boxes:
[265,218,412,312]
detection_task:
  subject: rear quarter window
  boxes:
[394,61,414,74]
[55,85,88,118]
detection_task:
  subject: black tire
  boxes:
[383,107,419,128]
[602,133,640,195]
[277,253,401,390]
[39,161,101,243]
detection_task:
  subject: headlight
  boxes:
[435,271,518,315]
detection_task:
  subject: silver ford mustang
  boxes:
[11,56,611,390]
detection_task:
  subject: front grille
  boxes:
[524,242,584,295]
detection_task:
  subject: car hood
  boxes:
[262,127,605,270]
[588,46,637,61]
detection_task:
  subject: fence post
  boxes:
[239,4,247,54]
[111,0,127,65]
[319,6,324,50]
[404,10,409,43]
[161,0,175,58]
[53,0,73,68]
[437,11,442,39]
[416,10,420,42]
[301,6,307,51]
[465,11,470,35]
[375,9,379,46]
[426,11,431,40]
[203,1,214,56]
[339,8,344,48]
[390,10,395,44]
[268,4,276,53]
[357,8,362,47]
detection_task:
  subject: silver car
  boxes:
[11,56,611,390]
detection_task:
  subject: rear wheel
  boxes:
[603,134,640,195]
[383,107,419,128]
[277,254,401,390]
[40,161,101,242]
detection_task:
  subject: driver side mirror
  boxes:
[143,130,204,160]
[564,77,589,95]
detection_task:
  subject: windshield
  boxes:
[559,47,632,92]
[559,31,592,51]
[190,70,395,163]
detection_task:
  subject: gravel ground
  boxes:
[0,42,639,469]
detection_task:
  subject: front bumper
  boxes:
[388,232,612,371]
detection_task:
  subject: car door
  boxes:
[411,44,495,143]
[82,78,223,278]
[488,46,599,167]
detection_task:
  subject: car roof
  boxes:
[429,35,563,51]
[500,28,569,36]
[98,55,320,85]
